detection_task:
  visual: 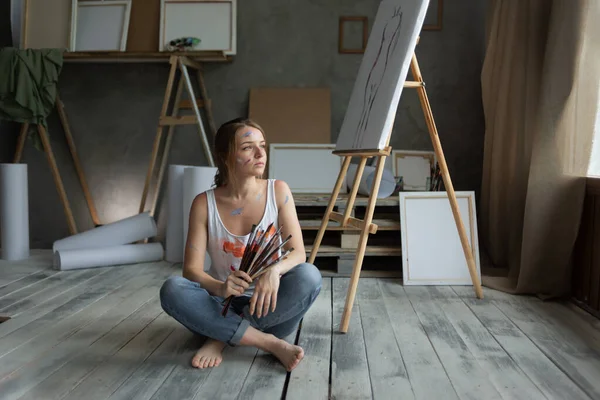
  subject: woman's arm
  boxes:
[271,179,307,274]
[182,193,225,297]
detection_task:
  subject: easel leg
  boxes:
[308,156,352,264]
[196,69,217,137]
[139,56,178,214]
[55,96,102,226]
[178,59,215,167]
[339,153,387,333]
[150,78,184,217]
[14,123,29,163]
[38,125,77,235]
[410,54,483,298]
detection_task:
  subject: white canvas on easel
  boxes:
[400,191,482,285]
[335,0,430,151]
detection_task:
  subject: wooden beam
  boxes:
[329,211,378,234]
[332,147,392,157]
[159,116,197,126]
[178,99,205,109]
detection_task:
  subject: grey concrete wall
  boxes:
[0,0,488,248]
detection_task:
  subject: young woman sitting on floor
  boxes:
[159,117,322,372]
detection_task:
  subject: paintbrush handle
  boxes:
[250,248,294,280]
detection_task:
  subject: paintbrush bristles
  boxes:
[221,223,292,317]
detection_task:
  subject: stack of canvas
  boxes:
[52,212,162,271]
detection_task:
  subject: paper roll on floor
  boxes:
[347,163,396,198]
[182,166,217,270]
[165,165,191,262]
[0,163,30,260]
[53,212,157,252]
[54,243,164,271]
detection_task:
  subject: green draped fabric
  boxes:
[0,47,63,126]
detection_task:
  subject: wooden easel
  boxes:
[309,51,484,334]
[13,95,101,235]
[139,55,217,217]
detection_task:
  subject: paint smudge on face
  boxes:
[242,131,252,137]
[256,192,262,201]
[244,158,251,165]
[231,207,243,216]
[236,157,244,164]
[285,195,289,204]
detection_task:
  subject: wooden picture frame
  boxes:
[423,0,443,31]
[392,150,436,191]
[400,191,481,285]
[268,144,347,193]
[338,16,368,54]
[70,0,132,51]
[159,0,237,54]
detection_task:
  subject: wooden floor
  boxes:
[1,251,600,399]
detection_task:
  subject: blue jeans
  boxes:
[159,262,322,346]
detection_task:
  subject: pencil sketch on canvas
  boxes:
[336,0,430,151]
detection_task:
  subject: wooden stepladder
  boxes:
[309,51,484,334]
[139,55,217,216]
[13,95,101,235]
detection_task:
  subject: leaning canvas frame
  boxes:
[335,0,430,151]
[400,191,481,285]
[392,149,435,190]
[159,0,237,55]
[268,144,347,193]
[69,0,132,51]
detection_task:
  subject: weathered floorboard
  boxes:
[378,279,458,400]
[0,253,597,400]
[330,278,372,400]
[430,286,545,400]
[357,278,414,400]
[286,277,332,400]
[453,285,592,400]
[404,285,503,400]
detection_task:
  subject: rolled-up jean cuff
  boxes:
[229,318,250,346]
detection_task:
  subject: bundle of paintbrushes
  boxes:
[221,222,294,316]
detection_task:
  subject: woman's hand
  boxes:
[249,268,281,318]
[221,270,253,298]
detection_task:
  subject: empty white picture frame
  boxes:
[335,0,429,151]
[70,0,132,51]
[268,144,346,193]
[392,150,435,190]
[400,191,481,285]
[160,0,237,54]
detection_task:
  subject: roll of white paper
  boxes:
[54,243,164,271]
[53,212,157,252]
[347,163,396,198]
[0,163,30,260]
[165,165,191,262]
[183,166,217,270]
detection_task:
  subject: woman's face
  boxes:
[233,126,266,176]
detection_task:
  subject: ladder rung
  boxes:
[159,116,197,126]
[329,212,378,234]
[179,99,206,109]
[404,81,424,88]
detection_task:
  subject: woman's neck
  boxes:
[225,177,261,201]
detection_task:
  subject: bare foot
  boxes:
[191,339,227,369]
[269,338,304,372]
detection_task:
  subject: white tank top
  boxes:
[205,179,281,295]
